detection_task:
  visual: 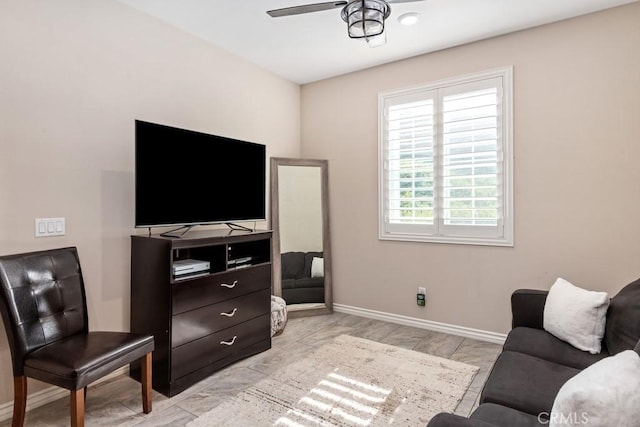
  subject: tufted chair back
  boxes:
[0,247,88,376]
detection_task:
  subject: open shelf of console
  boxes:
[129,229,272,397]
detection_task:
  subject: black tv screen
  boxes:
[135,120,266,228]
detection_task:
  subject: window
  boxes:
[378,67,513,246]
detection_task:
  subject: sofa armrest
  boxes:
[511,289,549,329]
[427,413,496,427]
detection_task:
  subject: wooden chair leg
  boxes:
[12,376,27,427]
[141,352,152,414]
[70,388,84,427]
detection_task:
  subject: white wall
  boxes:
[301,3,640,334]
[0,0,300,404]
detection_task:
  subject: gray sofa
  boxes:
[428,277,640,427]
[281,251,324,304]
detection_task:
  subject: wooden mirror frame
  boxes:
[270,157,333,317]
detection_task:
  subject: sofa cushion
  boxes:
[293,277,324,289]
[504,327,609,370]
[481,351,579,416]
[281,252,306,280]
[511,289,548,330]
[543,278,609,354]
[550,350,640,427]
[605,277,640,355]
[471,403,545,426]
[281,278,296,290]
[427,413,497,426]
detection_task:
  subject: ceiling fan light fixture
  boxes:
[366,32,387,47]
[341,0,391,40]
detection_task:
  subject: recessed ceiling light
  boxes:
[398,12,420,26]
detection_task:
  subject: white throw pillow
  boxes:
[550,350,640,427]
[311,257,324,278]
[543,277,609,354]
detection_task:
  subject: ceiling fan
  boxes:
[267,0,425,46]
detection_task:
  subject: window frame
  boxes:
[378,67,514,246]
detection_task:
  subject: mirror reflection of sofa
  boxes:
[281,251,324,304]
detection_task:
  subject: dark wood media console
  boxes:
[129,229,272,397]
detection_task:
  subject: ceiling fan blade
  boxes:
[267,1,348,18]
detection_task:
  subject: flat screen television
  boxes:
[135,120,266,229]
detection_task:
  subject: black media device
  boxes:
[134,120,266,230]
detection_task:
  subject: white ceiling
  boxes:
[118,0,637,84]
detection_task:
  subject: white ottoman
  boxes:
[270,295,288,337]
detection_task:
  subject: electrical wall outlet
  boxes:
[417,287,427,306]
[35,218,66,237]
[417,287,426,306]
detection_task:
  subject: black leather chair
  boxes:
[0,247,154,427]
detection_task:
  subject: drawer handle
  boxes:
[220,336,237,346]
[221,280,238,289]
[220,308,238,317]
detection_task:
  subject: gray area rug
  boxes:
[187,334,479,426]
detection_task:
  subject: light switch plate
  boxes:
[35,218,66,237]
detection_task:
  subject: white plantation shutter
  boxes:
[383,90,436,235]
[379,68,513,246]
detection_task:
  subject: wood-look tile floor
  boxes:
[0,313,501,426]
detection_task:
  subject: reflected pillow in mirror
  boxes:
[311,257,324,278]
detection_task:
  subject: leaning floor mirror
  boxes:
[270,157,332,317]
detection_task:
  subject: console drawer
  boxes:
[171,314,270,380]
[171,288,270,348]
[172,264,271,314]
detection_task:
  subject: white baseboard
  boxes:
[0,366,129,422]
[333,303,507,345]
